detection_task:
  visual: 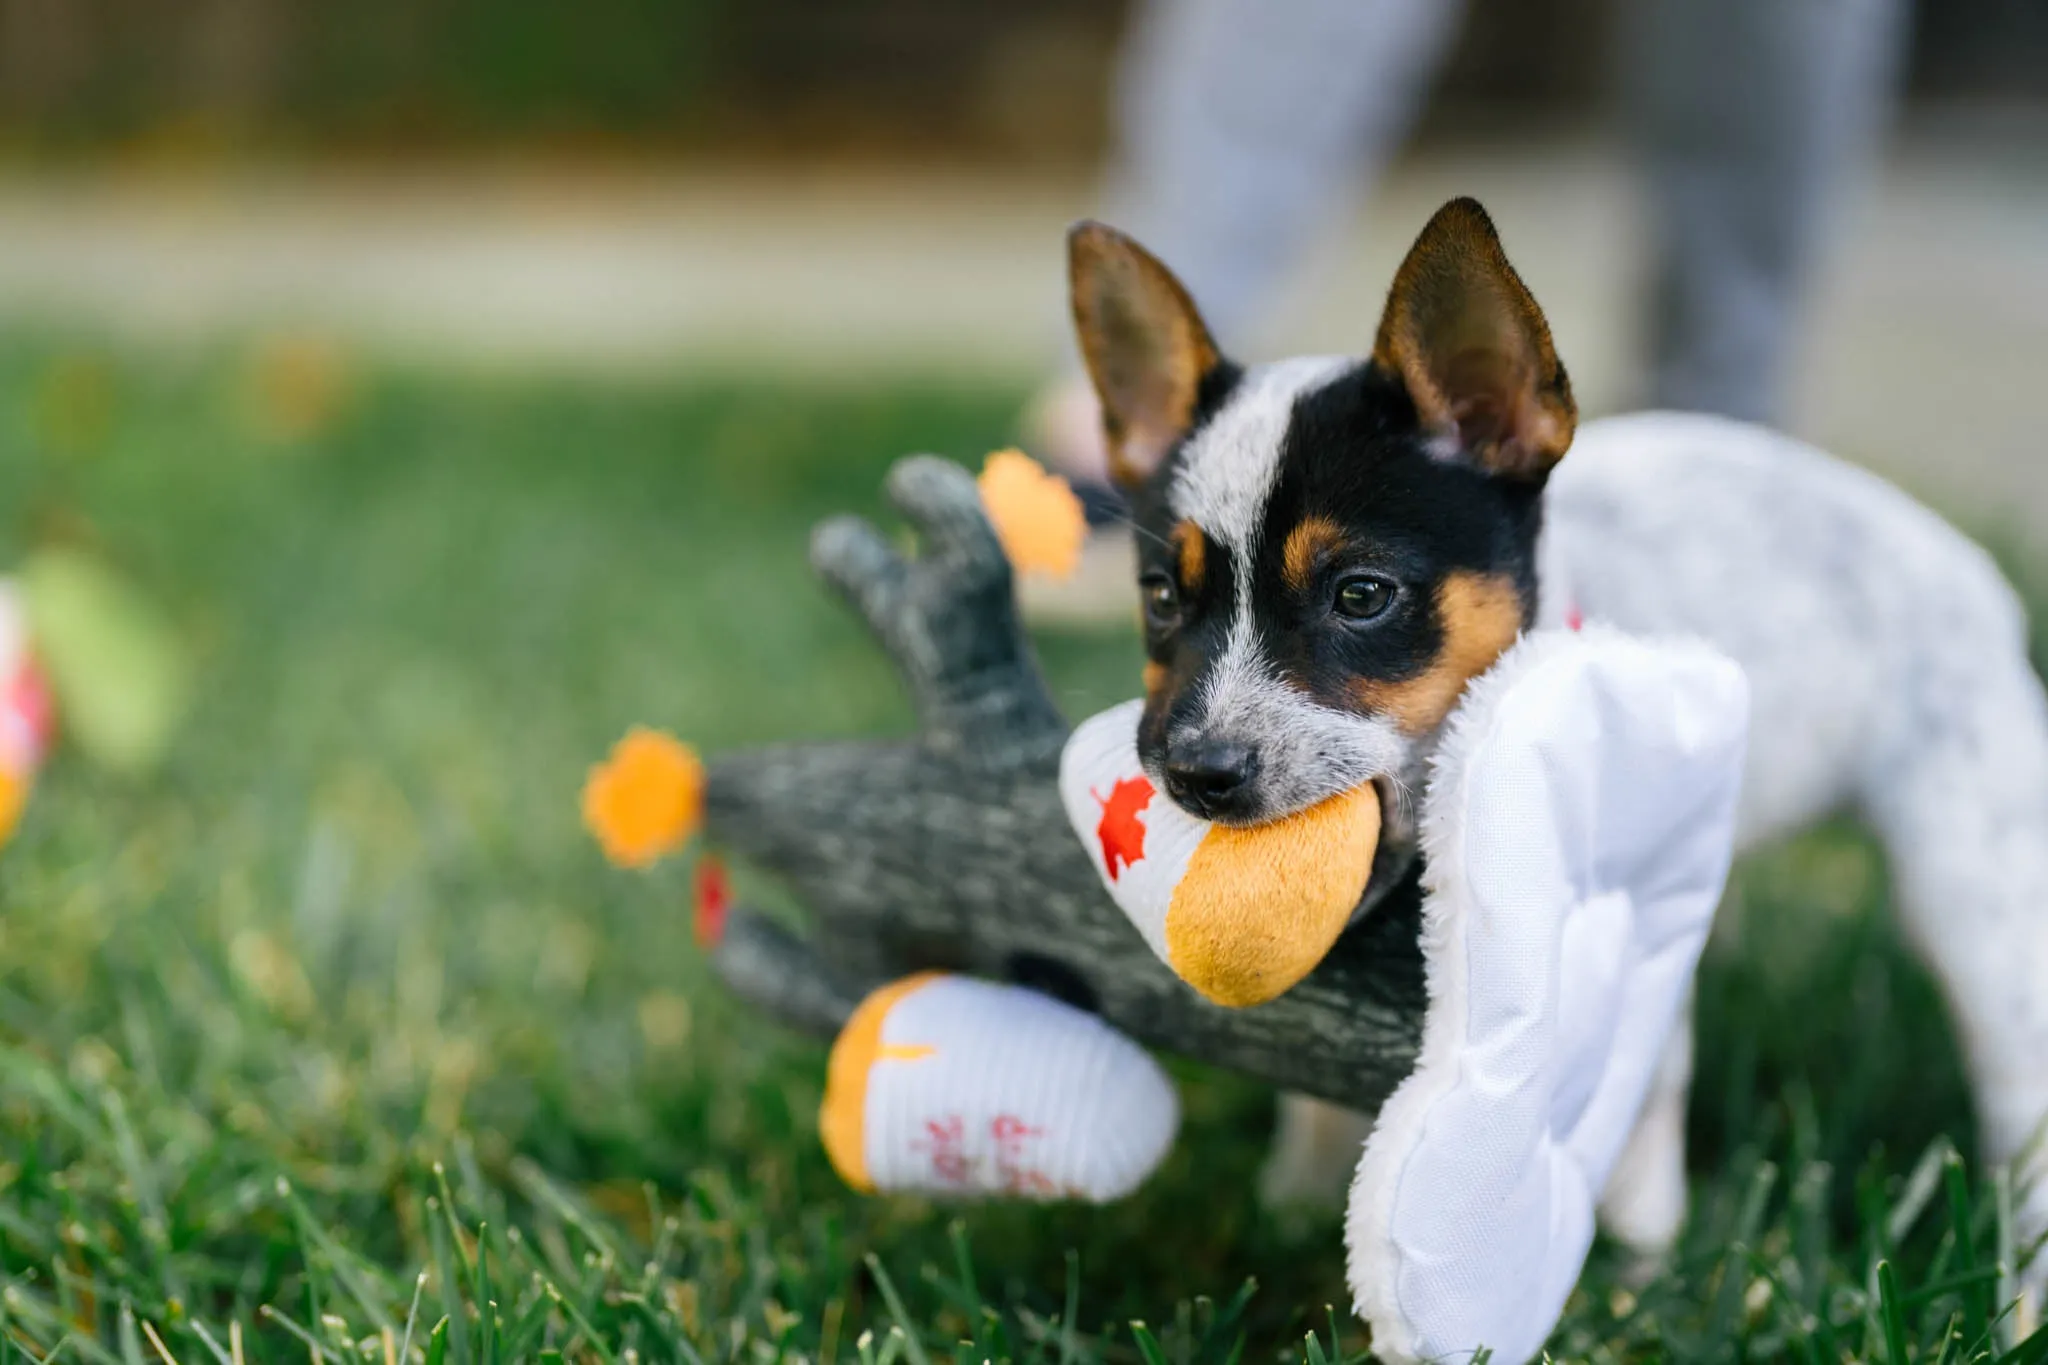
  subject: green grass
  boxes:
[0,336,2041,1364]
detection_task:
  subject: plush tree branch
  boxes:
[700,456,1426,1113]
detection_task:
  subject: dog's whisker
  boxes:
[1097,509,1175,557]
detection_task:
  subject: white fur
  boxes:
[1176,615,1409,817]
[1170,355,1350,555]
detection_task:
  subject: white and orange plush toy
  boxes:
[816,971,1180,1202]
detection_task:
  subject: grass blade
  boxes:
[1947,1151,1991,1347]
[396,1273,427,1365]
[1059,1252,1082,1365]
[863,1256,932,1365]
[1879,1260,1911,1365]
[473,1229,495,1365]
[117,1305,145,1365]
[1999,1167,2020,1356]
[183,1325,233,1365]
[258,1306,329,1364]
[423,1196,471,1365]
[1892,1141,1957,1249]
[543,1284,617,1365]
[277,1178,395,1337]
[1129,1323,1168,1365]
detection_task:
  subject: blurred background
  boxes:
[0,0,2045,515]
[1,3,2047,1359]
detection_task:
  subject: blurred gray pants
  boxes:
[1100,0,1908,424]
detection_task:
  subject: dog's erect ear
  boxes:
[1373,198,1575,482]
[1068,222,1222,489]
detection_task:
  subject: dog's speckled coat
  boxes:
[1538,411,2048,1267]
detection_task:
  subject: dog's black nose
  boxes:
[1163,740,1261,819]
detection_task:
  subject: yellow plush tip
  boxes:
[978,448,1087,579]
[819,972,943,1192]
[1165,783,1381,1007]
[583,727,704,868]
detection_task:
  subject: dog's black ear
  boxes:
[1068,221,1223,490]
[1373,198,1575,482]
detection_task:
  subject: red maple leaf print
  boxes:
[1093,775,1154,881]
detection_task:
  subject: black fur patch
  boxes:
[1131,359,1546,745]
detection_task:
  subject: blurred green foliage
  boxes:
[0,0,717,146]
[0,0,1124,157]
[1,0,2039,158]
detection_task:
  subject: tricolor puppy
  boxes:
[1068,199,2048,1286]
[1072,201,1562,863]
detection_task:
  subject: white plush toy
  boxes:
[823,625,1747,1364]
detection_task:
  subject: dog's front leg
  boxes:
[1597,1008,1694,1278]
[1260,1092,1376,1210]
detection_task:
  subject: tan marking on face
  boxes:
[1281,516,1346,594]
[1142,661,1167,699]
[1351,571,1523,734]
[1172,519,1207,595]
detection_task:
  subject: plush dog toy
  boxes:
[586,454,1750,1364]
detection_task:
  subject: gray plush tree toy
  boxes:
[585,452,1430,1104]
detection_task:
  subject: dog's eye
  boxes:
[1140,573,1182,631]
[1334,574,1396,621]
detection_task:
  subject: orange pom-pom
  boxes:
[583,727,704,868]
[977,448,1087,579]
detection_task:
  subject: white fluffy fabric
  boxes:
[1345,626,1749,1365]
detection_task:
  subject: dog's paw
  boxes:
[1258,1094,1372,1213]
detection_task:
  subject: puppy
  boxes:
[1067,199,2048,1285]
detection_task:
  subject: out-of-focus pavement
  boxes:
[1,130,2045,534]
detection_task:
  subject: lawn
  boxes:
[0,335,2040,1364]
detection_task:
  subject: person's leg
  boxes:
[1029,0,1466,495]
[1104,0,1467,346]
[1597,1010,1693,1278]
[1626,0,1909,424]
